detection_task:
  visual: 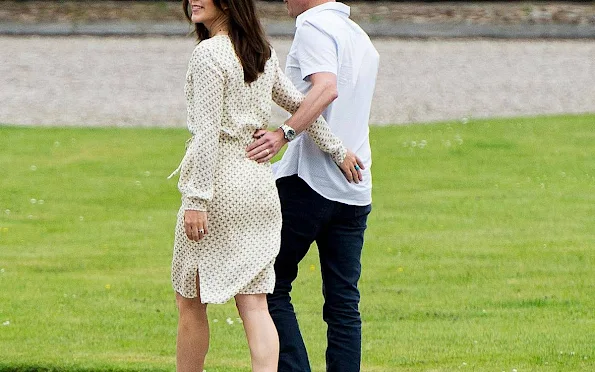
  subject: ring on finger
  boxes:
[199,229,204,234]
[265,149,270,155]
[355,164,361,170]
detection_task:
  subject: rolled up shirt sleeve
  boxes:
[295,22,339,80]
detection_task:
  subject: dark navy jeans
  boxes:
[268,175,371,372]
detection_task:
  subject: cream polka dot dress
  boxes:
[171,35,346,304]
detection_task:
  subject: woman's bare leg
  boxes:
[235,293,279,372]
[176,276,209,372]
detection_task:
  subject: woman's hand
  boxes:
[184,210,209,242]
[338,150,365,184]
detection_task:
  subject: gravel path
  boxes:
[1,36,594,127]
[3,1,595,25]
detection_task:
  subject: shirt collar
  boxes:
[295,2,350,28]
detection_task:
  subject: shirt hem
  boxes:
[276,173,372,206]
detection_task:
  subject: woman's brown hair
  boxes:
[182,0,271,84]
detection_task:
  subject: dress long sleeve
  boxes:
[271,54,347,165]
[178,46,225,211]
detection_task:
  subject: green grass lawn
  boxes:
[1,114,594,371]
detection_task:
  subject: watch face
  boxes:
[283,125,296,141]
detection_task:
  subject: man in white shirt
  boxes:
[246,1,379,370]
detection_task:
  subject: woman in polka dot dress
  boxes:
[171,0,362,371]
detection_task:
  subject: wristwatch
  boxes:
[280,124,297,142]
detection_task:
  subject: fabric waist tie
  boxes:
[167,136,194,179]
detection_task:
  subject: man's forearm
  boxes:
[245,74,338,163]
[284,81,338,134]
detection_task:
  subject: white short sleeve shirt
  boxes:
[273,2,379,206]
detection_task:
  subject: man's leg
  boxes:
[317,203,371,372]
[268,175,331,372]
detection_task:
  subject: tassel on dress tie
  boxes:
[167,136,195,179]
